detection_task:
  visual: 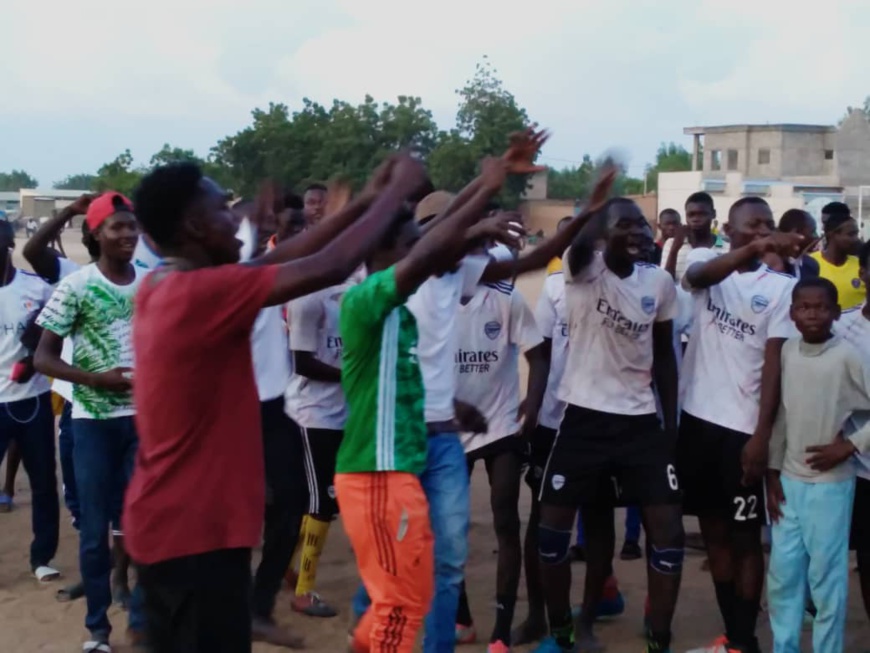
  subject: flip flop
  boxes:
[34,565,60,582]
[83,642,111,653]
[56,580,85,602]
[0,493,12,513]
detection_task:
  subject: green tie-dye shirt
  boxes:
[37,263,145,420]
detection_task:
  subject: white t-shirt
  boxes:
[834,305,870,480]
[284,282,351,429]
[53,258,83,403]
[406,255,490,423]
[0,270,52,402]
[132,238,162,271]
[455,283,542,453]
[37,264,146,419]
[680,247,797,434]
[661,238,730,283]
[558,250,678,415]
[535,269,569,430]
[250,306,292,402]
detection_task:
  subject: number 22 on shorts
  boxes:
[733,495,758,522]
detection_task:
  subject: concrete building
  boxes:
[19,188,90,218]
[665,110,870,234]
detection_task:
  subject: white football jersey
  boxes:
[558,250,678,416]
[284,282,351,430]
[681,247,797,434]
[455,283,542,453]
[407,255,489,423]
[251,306,292,402]
[834,305,870,480]
[0,271,52,402]
[535,270,569,430]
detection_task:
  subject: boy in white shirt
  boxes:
[452,278,545,652]
[0,221,60,580]
[766,277,870,653]
[536,198,683,653]
[679,197,803,653]
[285,279,354,617]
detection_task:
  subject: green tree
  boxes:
[429,57,533,207]
[212,95,439,198]
[53,174,97,190]
[0,170,38,191]
[148,144,204,168]
[93,150,145,197]
[644,142,692,193]
[545,157,596,200]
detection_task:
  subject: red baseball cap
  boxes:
[85,192,134,231]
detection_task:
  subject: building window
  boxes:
[825,149,834,160]
[758,149,770,165]
[727,149,739,171]
[711,150,722,171]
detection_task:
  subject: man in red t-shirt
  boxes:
[124,157,428,652]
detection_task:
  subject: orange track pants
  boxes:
[336,472,434,653]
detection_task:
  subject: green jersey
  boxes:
[36,263,144,420]
[337,266,426,475]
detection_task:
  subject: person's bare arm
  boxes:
[684,233,803,289]
[480,164,617,283]
[393,159,507,297]
[520,342,549,439]
[252,163,394,267]
[262,157,427,306]
[34,330,131,392]
[293,351,341,383]
[23,195,91,281]
[652,321,678,436]
[663,228,685,280]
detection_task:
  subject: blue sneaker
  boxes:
[571,591,625,621]
[532,636,573,652]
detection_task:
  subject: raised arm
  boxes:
[684,232,802,289]
[262,155,428,306]
[253,162,393,267]
[23,195,92,282]
[480,164,617,283]
[393,158,507,297]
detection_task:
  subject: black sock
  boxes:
[646,629,672,651]
[713,581,737,639]
[730,596,760,648]
[491,594,516,644]
[456,582,473,627]
[548,608,573,650]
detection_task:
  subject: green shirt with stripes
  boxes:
[337,266,427,475]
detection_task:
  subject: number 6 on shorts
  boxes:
[666,464,679,491]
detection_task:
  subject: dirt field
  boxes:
[1,231,868,652]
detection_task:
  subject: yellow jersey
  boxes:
[810,252,865,309]
[546,257,563,275]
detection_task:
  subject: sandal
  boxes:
[0,493,12,513]
[56,580,85,602]
[83,641,111,652]
[34,565,60,582]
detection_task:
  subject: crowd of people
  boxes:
[0,126,868,653]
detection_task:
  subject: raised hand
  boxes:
[585,160,619,213]
[503,126,550,175]
[480,156,509,191]
[360,155,398,202]
[322,178,353,220]
[68,194,96,218]
[754,232,804,259]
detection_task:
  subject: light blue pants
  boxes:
[768,475,855,653]
[351,433,470,653]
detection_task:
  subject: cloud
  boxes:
[1,0,868,184]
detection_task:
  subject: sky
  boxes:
[2,0,868,187]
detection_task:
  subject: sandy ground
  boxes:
[2,231,869,652]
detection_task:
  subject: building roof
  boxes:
[19,188,90,199]
[684,123,835,136]
[0,191,19,201]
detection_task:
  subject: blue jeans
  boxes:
[0,393,59,569]
[768,475,855,653]
[73,416,142,638]
[351,433,470,652]
[576,506,642,546]
[58,401,80,525]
